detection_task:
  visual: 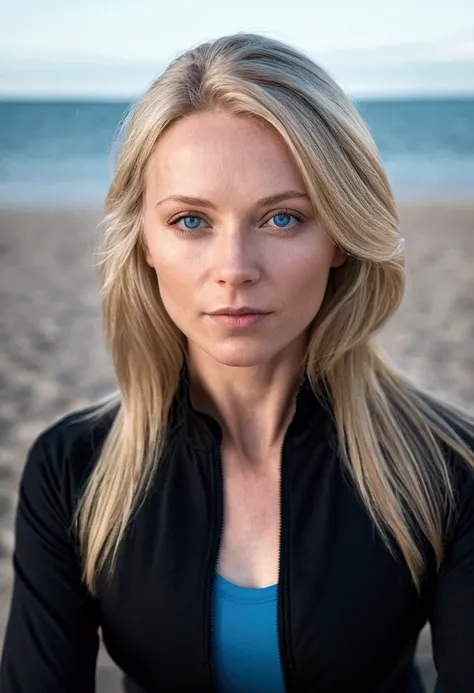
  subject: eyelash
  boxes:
[167,209,305,236]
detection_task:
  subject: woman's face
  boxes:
[143,110,345,368]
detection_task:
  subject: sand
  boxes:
[0,201,473,689]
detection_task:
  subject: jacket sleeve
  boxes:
[429,448,474,693]
[0,433,100,692]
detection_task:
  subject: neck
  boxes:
[186,346,306,461]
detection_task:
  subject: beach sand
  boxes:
[0,202,473,689]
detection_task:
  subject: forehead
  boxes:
[145,110,306,197]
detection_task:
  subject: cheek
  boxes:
[275,242,334,307]
[145,229,196,293]
[154,259,192,298]
[148,247,201,325]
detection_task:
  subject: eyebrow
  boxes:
[154,190,310,209]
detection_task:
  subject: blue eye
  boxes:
[179,216,203,230]
[270,213,299,228]
[170,211,303,235]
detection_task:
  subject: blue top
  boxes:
[211,574,286,693]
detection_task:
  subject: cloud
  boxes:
[1,30,473,98]
[0,56,162,98]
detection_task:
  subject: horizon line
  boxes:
[1,91,473,102]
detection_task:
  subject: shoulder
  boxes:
[388,386,474,534]
[20,398,121,515]
[421,393,474,472]
[392,385,474,471]
[443,408,474,538]
[31,398,120,466]
[419,393,474,539]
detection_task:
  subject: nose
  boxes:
[211,229,260,287]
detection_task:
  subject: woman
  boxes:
[1,33,473,693]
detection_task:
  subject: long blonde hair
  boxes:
[76,33,474,593]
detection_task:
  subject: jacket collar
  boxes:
[170,362,337,453]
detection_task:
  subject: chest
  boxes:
[98,439,427,692]
[217,448,282,587]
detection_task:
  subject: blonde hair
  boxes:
[75,33,474,593]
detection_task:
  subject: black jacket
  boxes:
[1,372,474,693]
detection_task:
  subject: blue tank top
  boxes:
[211,574,286,693]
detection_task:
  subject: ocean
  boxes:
[0,97,473,207]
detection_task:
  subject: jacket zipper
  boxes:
[277,423,295,693]
[278,382,306,691]
[206,437,225,691]
[206,392,300,692]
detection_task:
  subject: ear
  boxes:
[144,250,154,268]
[140,235,154,268]
[331,247,347,269]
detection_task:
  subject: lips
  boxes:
[206,310,271,328]
[209,307,269,316]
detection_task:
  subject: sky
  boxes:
[1,0,474,98]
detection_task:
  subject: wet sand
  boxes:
[0,202,473,689]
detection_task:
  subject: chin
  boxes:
[202,340,280,368]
